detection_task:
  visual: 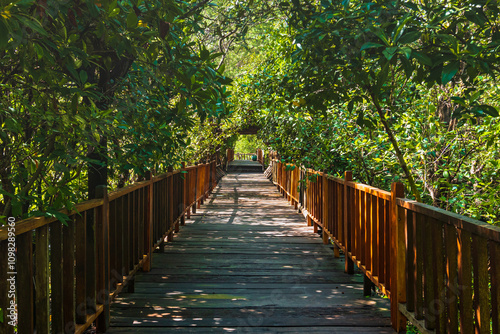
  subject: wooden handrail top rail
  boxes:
[347,181,392,200]
[151,169,183,182]
[325,174,344,182]
[0,198,104,241]
[397,198,500,242]
[108,179,151,201]
[0,161,217,241]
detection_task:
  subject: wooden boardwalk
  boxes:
[108,172,393,333]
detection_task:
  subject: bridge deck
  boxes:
[228,160,263,173]
[108,173,393,333]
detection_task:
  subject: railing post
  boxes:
[0,239,14,334]
[344,171,354,274]
[192,163,198,214]
[142,172,153,272]
[390,182,406,332]
[197,163,203,209]
[181,162,187,225]
[95,185,110,332]
[167,167,174,242]
[62,219,75,333]
[322,172,329,245]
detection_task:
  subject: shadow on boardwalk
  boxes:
[108,172,393,333]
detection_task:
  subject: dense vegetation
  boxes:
[229,0,500,225]
[1,0,499,226]
[0,0,234,222]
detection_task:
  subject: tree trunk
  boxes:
[88,136,108,200]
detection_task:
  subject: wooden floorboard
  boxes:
[108,172,393,333]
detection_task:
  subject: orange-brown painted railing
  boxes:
[256,149,264,165]
[0,161,221,334]
[235,153,253,160]
[271,159,500,333]
[226,148,234,163]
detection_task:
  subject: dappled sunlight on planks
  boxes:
[107,172,392,333]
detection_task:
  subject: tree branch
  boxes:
[178,0,213,20]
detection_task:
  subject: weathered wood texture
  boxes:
[0,161,221,334]
[108,172,392,333]
[272,159,500,334]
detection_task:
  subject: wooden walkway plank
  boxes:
[108,172,392,333]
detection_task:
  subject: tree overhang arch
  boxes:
[238,125,261,135]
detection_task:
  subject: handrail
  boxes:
[270,159,499,333]
[226,149,266,165]
[0,161,223,334]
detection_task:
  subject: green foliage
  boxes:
[227,0,500,225]
[0,0,232,222]
[2,0,499,227]
[234,135,263,153]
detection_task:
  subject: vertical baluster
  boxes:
[472,234,490,334]
[431,218,446,333]
[109,200,117,290]
[377,197,385,284]
[50,221,64,333]
[63,219,75,333]
[490,241,500,334]
[405,210,415,313]
[390,182,405,332]
[344,172,354,274]
[123,194,130,274]
[414,213,424,320]
[365,192,372,272]
[445,224,458,333]
[86,208,96,315]
[75,213,87,324]
[0,239,10,334]
[96,186,110,332]
[371,194,377,277]
[423,216,435,330]
[457,229,473,333]
[35,225,49,333]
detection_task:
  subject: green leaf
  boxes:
[11,199,22,217]
[15,14,47,36]
[392,16,412,43]
[411,50,432,66]
[398,46,412,59]
[0,18,8,49]
[465,9,487,27]
[369,26,389,45]
[127,12,138,29]
[360,42,384,51]
[348,100,354,112]
[356,110,364,127]
[382,46,398,60]
[200,48,210,60]
[441,61,460,85]
[399,54,413,78]
[375,61,390,93]
[473,105,499,117]
[79,70,88,84]
[451,96,466,107]
[398,31,421,44]
[217,62,225,75]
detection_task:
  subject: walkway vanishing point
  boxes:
[108,166,393,333]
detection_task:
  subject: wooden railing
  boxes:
[271,159,500,333]
[256,148,264,165]
[235,153,253,160]
[226,148,234,163]
[0,161,221,334]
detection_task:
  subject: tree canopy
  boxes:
[1,0,499,226]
